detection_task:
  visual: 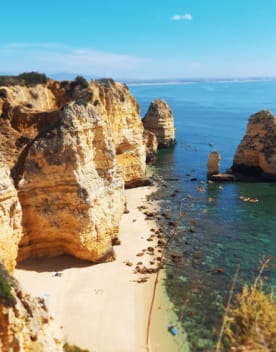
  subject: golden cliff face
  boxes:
[0,266,63,351]
[17,103,125,262]
[0,78,149,350]
[0,78,147,268]
[0,160,22,273]
[232,110,276,179]
[87,79,146,186]
[143,129,158,163]
[142,99,176,148]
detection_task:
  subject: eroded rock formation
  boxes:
[0,158,22,273]
[143,129,158,163]
[207,151,221,177]
[232,110,276,179]
[0,78,149,267]
[16,102,125,262]
[142,99,176,148]
[0,265,63,352]
[87,79,146,186]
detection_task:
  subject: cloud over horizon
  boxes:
[0,43,150,78]
[172,13,193,21]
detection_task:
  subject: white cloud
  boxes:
[172,13,192,21]
[0,43,150,78]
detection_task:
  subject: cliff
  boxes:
[232,110,276,179]
[16,102,125,263]
[0,78,148,267]
[143,129,158,162]
[142,99,176,148]
[0,265,63,351]
[0,158,22,273]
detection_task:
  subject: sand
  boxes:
[15,186,189,352]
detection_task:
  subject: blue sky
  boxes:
[1,0,276,79]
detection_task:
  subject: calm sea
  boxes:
[130,80,276,351]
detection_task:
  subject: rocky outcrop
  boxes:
[0,265,63,351]
[0,78,148,266]
[87,79,146,186]
[142,99,176,148]
[16,102,125,263]
[232,110,276,179]
[207,151,221,176]
[143,130,158,163]
[0,159,22,273]
[1,79,147,187]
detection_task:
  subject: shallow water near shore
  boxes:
[130,80,276,350]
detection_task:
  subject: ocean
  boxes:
[129,80,276,351]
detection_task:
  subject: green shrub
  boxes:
[74,99,88,107]
[0,272,16,307]
[73,76,89,89]
[17,71,48,85]
[96,78,115,88]
[0,88,7,98]
[0,72,48,86]
[63,342,90,352]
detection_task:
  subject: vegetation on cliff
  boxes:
[63,342,90,352]
[0,267,15,307]
[0,71,48,86]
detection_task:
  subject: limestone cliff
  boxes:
[1,78,147,187]
[0,265,63,352]
[0,159,22,273]
[142,99,176,148]
[232,110,276,179]
[0,78,149,266]
[86,79,146,186]
[143,129,158,162]
[16,102,125,262]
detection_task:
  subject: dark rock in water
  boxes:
[171,252,183,264]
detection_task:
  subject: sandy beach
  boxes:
[15,186,189,352]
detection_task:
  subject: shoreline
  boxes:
[15,185,189,352]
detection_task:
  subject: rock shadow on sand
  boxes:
[16,255,93,273]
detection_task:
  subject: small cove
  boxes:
[130,80,276,350]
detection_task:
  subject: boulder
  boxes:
[142,99,176,148]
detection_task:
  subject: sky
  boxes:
[1,0,276,80]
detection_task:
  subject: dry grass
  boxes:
[224,258,276,352]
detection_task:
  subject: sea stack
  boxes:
[142,99,176,148]
[207,151,221,177]
[232,110,276,180]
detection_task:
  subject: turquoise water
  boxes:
[130,80,276,351]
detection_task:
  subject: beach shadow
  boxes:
[16,254,93,273]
